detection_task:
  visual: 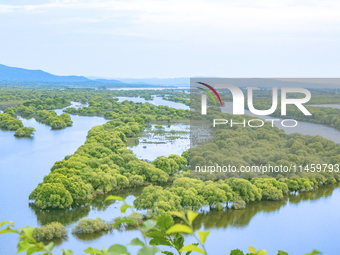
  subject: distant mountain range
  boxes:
[0,64,161,87]
[0,64,98,84]
[1,63,339,89]
[115,78,189,87]
[0,64,190,87]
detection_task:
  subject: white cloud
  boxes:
[0,0,339,77]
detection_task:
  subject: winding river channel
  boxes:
[0,100,339,255]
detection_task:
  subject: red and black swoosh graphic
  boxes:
[197,82,223,106]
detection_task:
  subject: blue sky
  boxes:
[0,0,339,78]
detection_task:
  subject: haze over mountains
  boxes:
[0,64,92,83]
[0,64,339,89]
[0,64,187,87]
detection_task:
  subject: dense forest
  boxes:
[0,87,189,108]
[0,86,337,255]
[29,99,189,209]
[0,87,190,129]
[25,88,340,214]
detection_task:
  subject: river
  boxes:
[221,102,340,143]
[0,100,339,254]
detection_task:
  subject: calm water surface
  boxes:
[116,96,190,110]
[309,104,340,109]
[0,99,340,254]
[221,102,340,143]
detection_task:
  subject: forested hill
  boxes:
[0,64,92,83]
[0,64,125,86]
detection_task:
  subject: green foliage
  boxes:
[305,251,321,255]
[33,222,68,241]
[113,212,143,229]
[226,179,262,203]
[230,249,244,255]
[251,179,288,201]
[14,126,35,137]
[19,97,70,112]
[247,246,268,255]
[30,183,73,209]
[168,154,187,170]
[0,87,333,254]
[64,93,190,121]
[0,221,56,255]
[190,125,340,180]
[30,124,169,209]
[72,218,113,234]
[26,90,189,209]
[151,156,184,174]
[0,112,23,130]
[35,110,73,129]
[4,107,16,116]
[134,177,236,214]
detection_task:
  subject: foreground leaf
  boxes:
[161,252,174,255]
[84,247,102,255]
[187,211,199,223]
[120,204,133,214]
[17,239,35,253]
[44,242,54,251]
[141,220,157,234]
[197,231,210,244]
[105,196,124,202]
[20,226,34,237]
[137,245,161,255]
[26,242,45,255]
[0,221,13,227]
[128,238,145,247]
[166,224,193,234]
[169,211,185,219]
[0,228,18,235]
[107,244,130,255]
[248,246,256,254]
[113,218,135,228]
[172,233,185,251]
[156,215,174,232]
[180,244,206,255]
[62,249,74,255]
[305,251,321,255]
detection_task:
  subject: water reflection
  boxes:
[30,184,339,243]
[30,203,91,226]
[116,96,189,110]
[73,231,113,241]
[192,184,338,231]
[29,186,147,226]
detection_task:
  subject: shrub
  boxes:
[33,222,67,241]
[14,127,35,137]
[114,212,143,229]
[72,218,112,234]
